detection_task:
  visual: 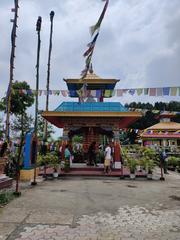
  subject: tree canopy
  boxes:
[1,81,34,115]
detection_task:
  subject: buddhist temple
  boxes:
[42,70,142,170]
[141,113,180,147]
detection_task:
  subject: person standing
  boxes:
[104,143,112,174]
[88,141,98,166]
[64,144,71,171]
[160,149,168,174]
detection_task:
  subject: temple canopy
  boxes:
[64,72,119,98]
[42,102,142,129]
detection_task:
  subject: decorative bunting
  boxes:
[163,87,170,96]
[8,86,180,98]
[149,88,156,96]
[81,0,109,79]
[144,88,149,95]
[170,87,177,96]
[90,0,109,36]
[157,88,163,96]
[136,89,143,96]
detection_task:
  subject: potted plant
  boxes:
[49,153,60,178]
[127,158,137,179]
[146,159,155,180]
[167,156,178,171]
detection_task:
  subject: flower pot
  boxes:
[130,173,136,180]
[147,173,153,180]
[53,172,59,178]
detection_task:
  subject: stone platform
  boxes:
[39,164,147,178]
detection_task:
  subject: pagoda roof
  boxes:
[141,121,180,139]
[64,72,119,95]
[141,133,180,139]
[54,102,127,112]
[144,122,180,131]
[42,102,142,128]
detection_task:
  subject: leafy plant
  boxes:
[167,156,179,168]
[127,158,137,174]
[0,192,15,206]
[146,159,156,174]
[48,153,59,172]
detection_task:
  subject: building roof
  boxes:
[141,133,180,139]
[42,102,142,128]
[64,72,119,96]
[54,102,127,112]
[144,122,180,131]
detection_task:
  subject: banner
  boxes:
[9,86,180,97]
[81,0,109,78]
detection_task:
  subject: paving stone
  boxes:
[0,223,18,240]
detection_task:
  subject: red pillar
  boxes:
[113,128,124,178]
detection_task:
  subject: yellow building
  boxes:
[141,113,180,147]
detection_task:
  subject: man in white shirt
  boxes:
[104,143,112,174]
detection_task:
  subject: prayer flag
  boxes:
[128,89,135,95]
[104,90,113,97]
[96,90,102,98]
[117,89,123,96]
[163,87,170,96]
[90,0,109,36]
[43,90,47,96]
[136,89,143,96]
[83,45,94,57]
[144,88,149,95]
[156,88,163,96]
[149,88,156,96]
[61,90,68,97]
[170,87,177,96]
[87,32,99,48]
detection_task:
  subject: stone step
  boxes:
[0,175,13,190]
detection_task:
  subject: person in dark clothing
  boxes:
[160,149,168,174]
[88,141,98,166]
[41,141,47,156]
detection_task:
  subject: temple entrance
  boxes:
[69,127,113,164]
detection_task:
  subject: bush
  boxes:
[167,156,179,168]
[0,192,14,206]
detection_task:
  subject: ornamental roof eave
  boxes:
[143,122,180,131]
[64,78,120,84]
[42,111,142,118]
[141,134,180,139]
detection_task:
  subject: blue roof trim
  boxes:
[54,102,128,112]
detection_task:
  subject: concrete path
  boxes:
[0,171,180,240]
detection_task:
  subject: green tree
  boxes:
[37,113,54,141]
[11,113,34,137]
[1,81,34,115]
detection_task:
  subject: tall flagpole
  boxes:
[6,0,19,142]
[31,16,42,186]
[44,11,55,141]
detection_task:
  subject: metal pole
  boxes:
[31,16,42,185]
[6,0,19,143]
[44,11,55,141]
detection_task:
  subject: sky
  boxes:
[0,0,180,137]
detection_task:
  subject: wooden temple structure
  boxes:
[42,71,142,170]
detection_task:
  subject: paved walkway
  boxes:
[0,171,180,240]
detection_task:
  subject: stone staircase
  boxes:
[0,157,13,190]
